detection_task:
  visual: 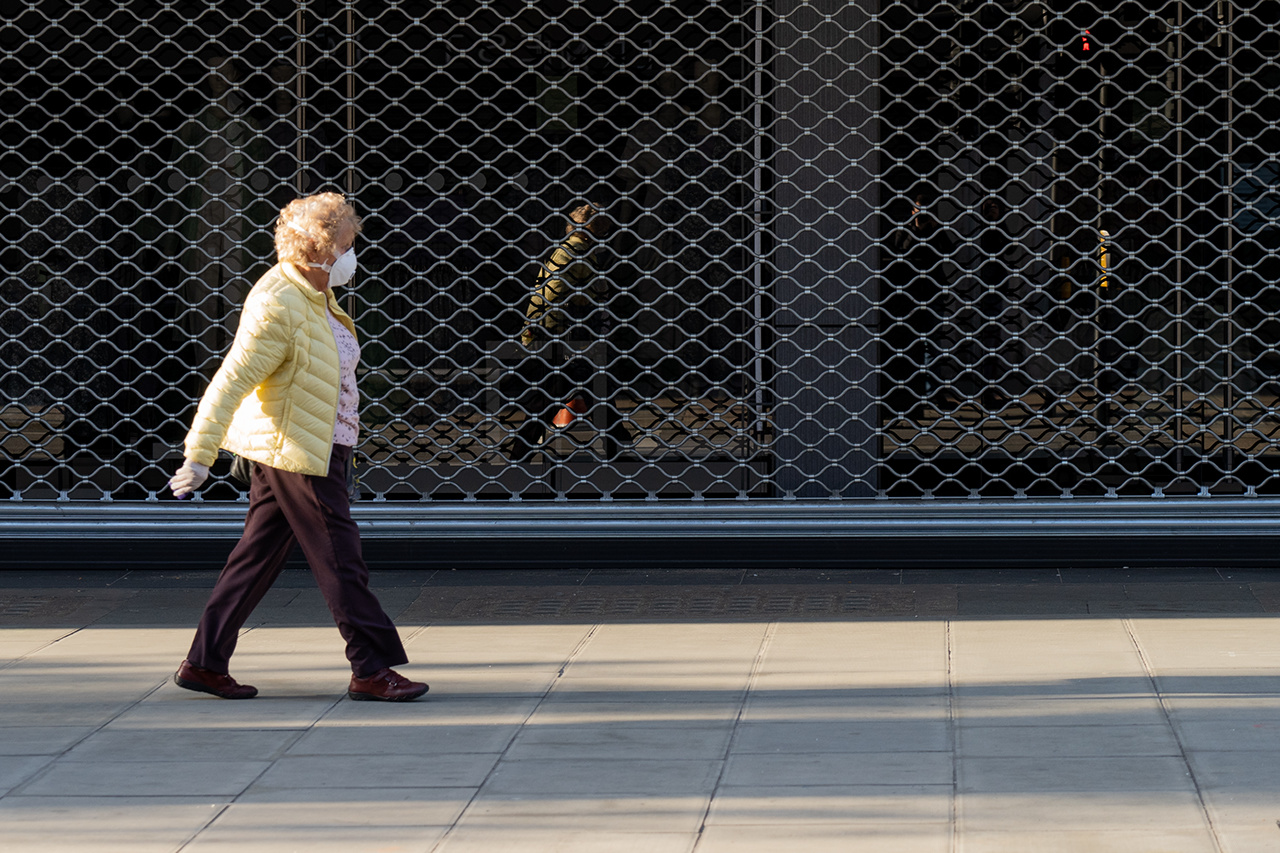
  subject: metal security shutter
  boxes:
[3,1,1277,515]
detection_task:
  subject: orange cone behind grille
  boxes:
[552,398,588,427]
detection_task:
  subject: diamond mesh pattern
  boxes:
[2,0,1277,503]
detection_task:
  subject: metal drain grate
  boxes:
[433,586,943,621]
[0,595,93,620]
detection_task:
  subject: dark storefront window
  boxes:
[2,1,1276,503]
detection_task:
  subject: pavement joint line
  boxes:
[173,720,322,853]
[174,672,346,851]
[0,626,76,672]
[427,622,601,852]
[692,620,777,849]
[395,615,432,648]
[1123,617,1226,853]
[7,656,171,799]
[945,618,958,853]
[175,800,233,853]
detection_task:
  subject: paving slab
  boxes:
[247,752,499,791]
[950,618,1146,678]
[1131,618,1280,670]
[758,621,949,673]
[182,823,450,852]
[1201,787,1280,842]
[503,721,734,761]
[1172,717,1280,753]
[529,699,741,724]
[231,785,475,823]
[1164,694,1280,721]
[0,627,75,659]
[0,725,97,755]
[548,674,753,700]
[955,723,1181,758]
[289,721,520,756]
[731,719,950,754]
[749,668,948,695]
[404,623,595,664]
[950,675,1158,708]
[957,829,1217,853]
[480,757,723,797]
[0,796,225,853]
[215,625,350,659]
[457,795,710,833]
[1184,748,1280,799]
[743,689,948,718]
[62,728,303,764]
[419,671,560,698]
[1153,670,1280,697]
[951,692,1168,726]
[704,784,951,825]
[958,790,1210,831]
[1245,582,1280,614]
[959,755,1200,794]
[1217,828,1280,853]
[111,689,339,731]
[319,693,540,727]
[695,824,950,853]
[434,827,697,853]
[720,750,953,788]
[20,759,269,797]
[0,754,55,795]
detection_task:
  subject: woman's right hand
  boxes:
[170,459,211,498]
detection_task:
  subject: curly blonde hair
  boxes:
[273,192,363,264]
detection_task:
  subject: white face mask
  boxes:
[319,248,357,288]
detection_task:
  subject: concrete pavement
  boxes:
[2,567,1280,852]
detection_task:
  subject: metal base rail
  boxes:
[1,499,1276,539]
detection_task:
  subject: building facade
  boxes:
[2,1,1277,557]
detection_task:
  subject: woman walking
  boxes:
[168,192,427,702]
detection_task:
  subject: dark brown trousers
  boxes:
[186,445,407,678]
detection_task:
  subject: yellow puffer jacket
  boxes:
[183,262,356,476]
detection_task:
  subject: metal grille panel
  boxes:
[3,0,1278,506]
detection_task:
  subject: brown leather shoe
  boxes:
[174,660,258,699]
[348,667,429,702]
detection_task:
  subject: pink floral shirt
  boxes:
[327,309,360,447]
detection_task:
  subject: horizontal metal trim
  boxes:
[1,499,1277,541]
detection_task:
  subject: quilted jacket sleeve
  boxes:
[183,287,294,466]
[520,236,596,345]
